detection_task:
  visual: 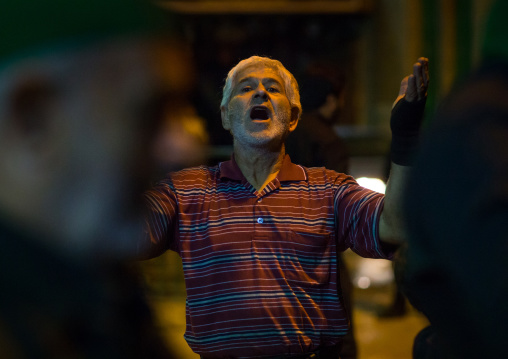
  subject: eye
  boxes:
[267,86,280,93]
[241,86,252,93]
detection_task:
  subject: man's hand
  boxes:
[393,57,429,107]
[380,58,430,245]
[390,57,430,166]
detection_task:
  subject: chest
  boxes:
[175,181,336,253]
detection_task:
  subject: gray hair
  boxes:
[220,56,302,119]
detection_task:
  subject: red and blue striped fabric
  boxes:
[144,155,387,358]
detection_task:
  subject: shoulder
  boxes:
[303,166,356,187]
[169,165,219,183]
[151,165,218,195]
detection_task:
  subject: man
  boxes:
[0,0,179,357]
[144,56,429,358]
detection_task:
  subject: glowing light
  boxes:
[357,276,371,289]
[357,177,386,194]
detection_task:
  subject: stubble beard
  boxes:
[227,106,291,150]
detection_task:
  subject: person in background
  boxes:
[143,55,429,358]
[152,100,210,176]
[398,1,508,358]
[140,98,209,301]
[285,70,356,359]
[0,0,181,357]
[285,70,349,172]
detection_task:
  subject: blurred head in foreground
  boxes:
[399,1,508,357]
[0,1,181,357]
[0,0,177,257]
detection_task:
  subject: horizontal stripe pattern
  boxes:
[144,156,386,358]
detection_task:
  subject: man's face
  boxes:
[221,63,298,149]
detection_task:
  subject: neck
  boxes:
[233,143,285,192]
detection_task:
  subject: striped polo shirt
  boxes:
[144,154,388,358]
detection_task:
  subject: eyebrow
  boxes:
[237,76,283,87]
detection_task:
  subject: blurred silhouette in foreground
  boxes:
[398,1,508,358]
[0,0,179,357]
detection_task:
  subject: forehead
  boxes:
[234,63,285,85]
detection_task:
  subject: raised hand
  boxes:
[393,57,429,107]
[390,57,430,166]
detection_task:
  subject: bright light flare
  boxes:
[357,177,386,194]
[357,276,371,289]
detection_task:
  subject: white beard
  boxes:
[226,105,291,150]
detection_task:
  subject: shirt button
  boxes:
[257,217,264,224]
[257,198,262,203]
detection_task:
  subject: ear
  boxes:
[221,105,231,131]
[288,106,301,133]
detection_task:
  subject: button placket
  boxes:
[254,193,266,228]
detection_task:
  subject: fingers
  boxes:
[418,57,430,87]
[405,74,418,102]
[394,57,429,105]
[393,76,409,108]
[414,57,429,101]
[398,76,409,97]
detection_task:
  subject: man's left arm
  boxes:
[379,57,429,245]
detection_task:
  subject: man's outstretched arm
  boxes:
[380,57,430,245]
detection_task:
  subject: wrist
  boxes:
[390,135,418,166]
[390,98,426,166]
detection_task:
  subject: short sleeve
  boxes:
[142,179,179,258]
[333,177,387,258]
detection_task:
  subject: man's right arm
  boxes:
[139,182,178,259]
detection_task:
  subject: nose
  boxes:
[253,88,268,101]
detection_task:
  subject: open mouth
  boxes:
[250,106,270,120]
